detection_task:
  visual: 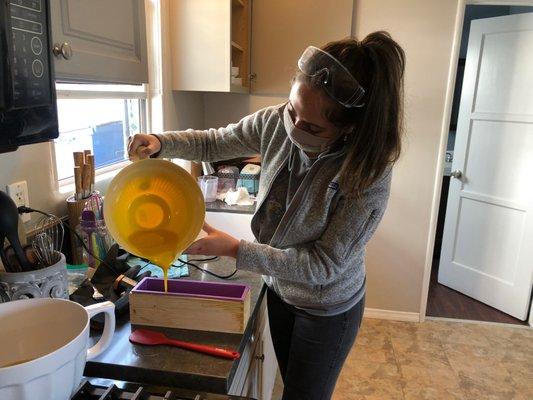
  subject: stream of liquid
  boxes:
[128,229,180,292]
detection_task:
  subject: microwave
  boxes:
[0,0,58,153]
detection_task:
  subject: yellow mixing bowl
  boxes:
[103,159,205,269]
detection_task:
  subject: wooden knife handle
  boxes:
[73,152,84,167]
[74,166,82,200]
[81,163,91,198]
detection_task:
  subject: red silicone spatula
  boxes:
[129,329,240,360]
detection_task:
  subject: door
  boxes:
[439,12,533,320]
[51,0,147,84]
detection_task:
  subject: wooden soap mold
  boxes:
[129,277,251,334]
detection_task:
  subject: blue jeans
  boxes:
[267,288,365,400]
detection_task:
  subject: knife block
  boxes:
[130,277,251,334]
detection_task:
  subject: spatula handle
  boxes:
[167,338,240,360]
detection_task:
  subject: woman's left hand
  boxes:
[185,223,240,258]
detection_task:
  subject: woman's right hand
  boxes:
[128,133,162,161]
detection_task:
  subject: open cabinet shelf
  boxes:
[170,0,250,93]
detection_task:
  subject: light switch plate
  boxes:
[7,181,30,223]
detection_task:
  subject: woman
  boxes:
[129,31,405,399]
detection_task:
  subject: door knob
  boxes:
[53,42,73,60]
[451,170,463,179]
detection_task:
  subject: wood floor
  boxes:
[426,258,527,326]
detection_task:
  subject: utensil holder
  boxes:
[0,252,68,303]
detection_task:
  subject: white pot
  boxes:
[0,298,115,400]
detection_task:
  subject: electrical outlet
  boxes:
[7,181,30,223]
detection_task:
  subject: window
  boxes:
[54,83,148,182]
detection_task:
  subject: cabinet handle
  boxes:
[249,73,257,81]
[255,354,264,362]
[53,42,73,60]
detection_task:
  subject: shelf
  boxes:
[232,0,245,7]
[231,41,244,52]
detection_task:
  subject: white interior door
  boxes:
[439,12,533,320]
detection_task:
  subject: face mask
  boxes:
[283,106,335,153]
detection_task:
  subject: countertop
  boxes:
[205,200,256,215]
[84,257,266,394]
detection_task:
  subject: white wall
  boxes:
[354,0,459,313]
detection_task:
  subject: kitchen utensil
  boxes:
[32,232,55,267]
[0,298,115,400]
[197,175,218,203]
[73,151,85,167]
[86,154,95,193]
[82,163,91,198]
[103,159,205,277]
[3,244,38,271]
[74,166,83,200]
[129,329,240,360]
[34,213,64,265]
[0,191,32,271]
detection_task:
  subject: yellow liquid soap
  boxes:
[128,229,180,292]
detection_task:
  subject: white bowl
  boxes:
[0,298,115,400]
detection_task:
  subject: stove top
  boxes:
[71,379,254,400]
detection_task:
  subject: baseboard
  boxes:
[364,307,420,322]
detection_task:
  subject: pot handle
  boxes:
[85,301,116,361]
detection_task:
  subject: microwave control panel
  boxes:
[8,0,51,109]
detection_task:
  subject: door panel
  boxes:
[475,30,533,115]
[465,120,533,203]
[51,0,147,84]
[439,12,533,320]
[453,197,525,283]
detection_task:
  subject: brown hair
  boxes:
[297,31,405,200]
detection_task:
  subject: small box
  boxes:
[130,277,251,334]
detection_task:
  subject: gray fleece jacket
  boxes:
[155,103,392,311]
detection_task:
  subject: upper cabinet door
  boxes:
[251,0,353,95]
[51,0,148,84]
[170,0,250,93]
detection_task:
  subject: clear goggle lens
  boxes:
[298,46,365,108]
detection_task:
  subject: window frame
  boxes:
[53,83,150,188]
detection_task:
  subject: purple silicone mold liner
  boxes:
[132,277,249,301]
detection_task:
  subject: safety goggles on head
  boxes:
[298,46,365,108]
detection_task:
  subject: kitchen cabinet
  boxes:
[170,0,251,93]
[229,296,277,400]
[250,0,353,94]
[51,0,148,84]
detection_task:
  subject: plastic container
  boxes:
[237,164,261,195]
[197,176,219,203]
[76,218,113,271]
[66,264,89,295]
